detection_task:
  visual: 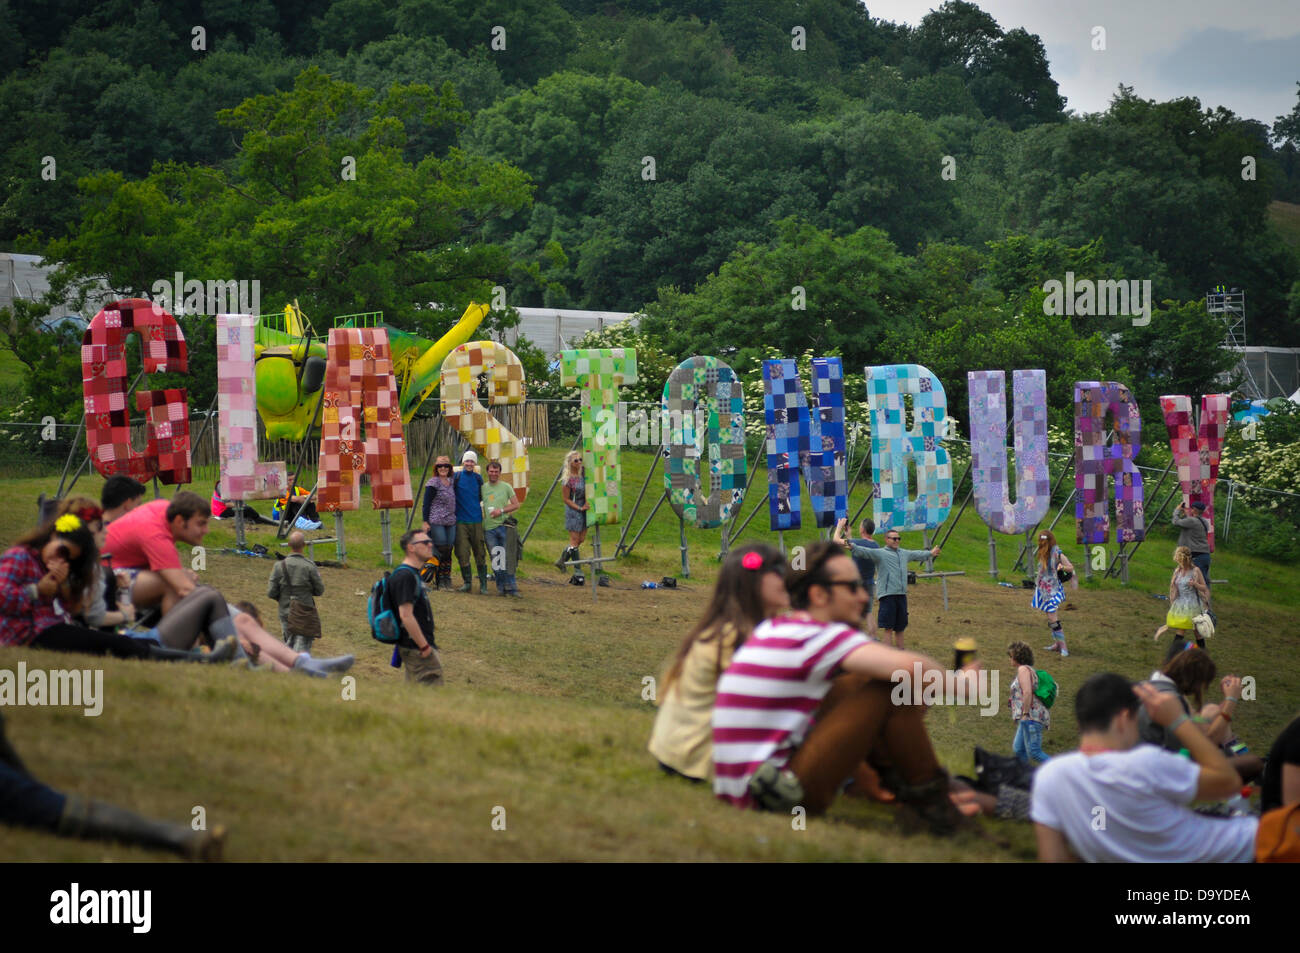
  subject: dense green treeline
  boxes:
[2,0,1300,425]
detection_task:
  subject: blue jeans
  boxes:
[0,760,66,832]
[429,523,456,548]
[485,526,516,593]
[1192,552,1211,590]
[1013,720,1048,765]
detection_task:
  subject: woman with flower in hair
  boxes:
[0,514,231,663]
[648,544,790,781]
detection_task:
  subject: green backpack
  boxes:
[1034,670,1059,709]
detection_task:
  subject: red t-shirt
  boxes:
[104,499,181,571]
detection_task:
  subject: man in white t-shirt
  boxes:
[712,541,979,834]
[1032,672,1257,863]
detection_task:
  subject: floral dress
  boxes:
[1031,546,1065,614]
[1009,666,1050,730]
[1166,570,1204,630]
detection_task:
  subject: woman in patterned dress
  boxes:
[1153,546,1211,662]
[1032,531,1075,658]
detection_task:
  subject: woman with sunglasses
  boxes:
[648,544,790,781]
[556,450,589,571]
[422,455,457,591]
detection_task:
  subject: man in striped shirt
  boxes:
[712,541,976,834]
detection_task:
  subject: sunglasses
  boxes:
[885,536,901,541]
[436,464,452,469]
[823,579,865,593]
[411,538,433,545]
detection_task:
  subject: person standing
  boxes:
[1032,531,1075,658]
[1172,501,1213,589]
[1008,641,1050,764]
[557,451,589,570]
[267,531,325,652]
[832,517,880,638]
[393,530,443,687]
[421,455,457,592]
[1153,546,1211,661]
[452,451,488,594]
[482,460,522,597]
[835,518,939,649]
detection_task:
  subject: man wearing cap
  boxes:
[1172,501,1213,589]
[453,451,488,594]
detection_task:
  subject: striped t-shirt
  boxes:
[712,614,870,806]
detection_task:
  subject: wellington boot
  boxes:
[57,793,226,861]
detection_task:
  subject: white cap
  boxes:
[462,450,478,464]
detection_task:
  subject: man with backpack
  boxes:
[391,530,443,686]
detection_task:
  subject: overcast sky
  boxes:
[864,0,1300,128]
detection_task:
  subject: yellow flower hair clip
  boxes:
[55,514,82,533]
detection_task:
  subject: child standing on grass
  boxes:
[1008,641,1050,765]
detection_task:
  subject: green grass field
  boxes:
[2,445,1297,861]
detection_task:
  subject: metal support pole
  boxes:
[623,490,668,558]
[616,448,661,556]
[521,433,582,546]
[1015,487,1076,574]
[987,526,997,578]
[234,504,247,550]
[731,490,769,541]
[1104,457,1175,578]
[380,509,393,567]
[174,392,219,490]
[334,511,347,565]
[844,444,873,503]
[591,525,601,603]
[778,530,786,558]
[718,522,728,562]
[406,420,441,532]
[933,467,974,551]
[679,516,689,579]
[1223,481,1235,540]
[726,443,766,540]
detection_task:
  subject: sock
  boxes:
[293,653,355,677]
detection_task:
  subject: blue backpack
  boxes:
[368,565,421,644]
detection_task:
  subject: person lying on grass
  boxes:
[712,541,979,835]
[104,490,352,678]
[0,513,233,665]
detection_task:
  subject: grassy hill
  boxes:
[2,446,1296,861]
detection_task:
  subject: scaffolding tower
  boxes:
[1205,287,1263,398]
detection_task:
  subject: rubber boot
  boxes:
[555,547,572,570]
[479,573,489,595]
[456,570,472,594]
[146,636,239,664]
[893,770,969,837]
[57,793,226,861]
[437,546,454,590]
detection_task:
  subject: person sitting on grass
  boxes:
[649,544,790,782]
[0,710,224,861]
[712,541,978,834]
[1137,647,1263,783]
[211,481,277,526]
[0,514,234,664]
[1032,673,1260,863]
[105,491,352,678]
